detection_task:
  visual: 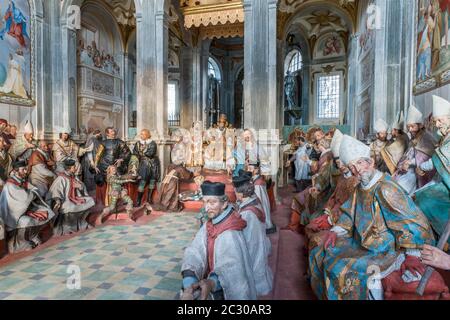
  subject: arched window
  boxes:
[168,81,180,127]
[287,51,302,74]
[208,57,222,82]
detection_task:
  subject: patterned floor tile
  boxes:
[96,290,133,300]
[0,213,199,300]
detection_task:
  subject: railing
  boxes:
[168,113,181,127]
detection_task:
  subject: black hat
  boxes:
[232,171,252,188]
[12,160,27,170]
[248,160,260,167]
[201,181,226,197]
[63,158,77,169]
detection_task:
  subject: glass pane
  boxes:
[288,52,302,73]
[208,61,216,78]
[167,83,180,126]
[208,58,221,82]
[317,75,340,119]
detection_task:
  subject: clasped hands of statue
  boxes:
[307,213,332,232]
[321,231,426,277]
[93,159,125,174]
[181,279,216,300]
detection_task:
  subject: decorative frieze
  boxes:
[182,1,244,28]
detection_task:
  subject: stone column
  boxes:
[276,39,285,130]
[180,47,196,128]
[137,1,168,135]
[34,0,48,139]
[243,0,278,130]
[201,40,211,128]
[244,0,280,194]
[136,0,170,176]
[60,10,78,138]
[400,1,416,118]
[372,0,410,129]
[347,34,359,136]
[123,52,131,139]
[222,54,232,120]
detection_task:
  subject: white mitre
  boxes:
[59,126,72,134]
[392,111,404,130]
[330,129,344,158]
[339,135,371,166]
[432,95,450,118]
[23,121,34,134]
[406,105,423,125]
[374,119,388,133]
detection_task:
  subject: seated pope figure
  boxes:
[309,135,435,300]
[47,158,95,235]
[0,160,56,253]
[180,181,257,300]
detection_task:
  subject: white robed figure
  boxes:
[190,121,204,167]
[181,181,257,300]
[203,127,227,171]
[0,160,55,253]
[47,159,95,235]
[293,144,310,181]
[0,52,27,98]
[232,171,273,296]
[287,132,312,192]
[235,129,272,175]
[171,128,192,166]
[248,161,276,233]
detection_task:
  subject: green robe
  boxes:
[310,174,435,300]
[415,134,450,245]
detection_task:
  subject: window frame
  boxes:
[313,71,344,125]
[287,51,303,75]
[208,57,222,83]
[168,80,180,127]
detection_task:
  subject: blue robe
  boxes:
[415,135,450,245]
[0,1,29,41]
[309,174,435,300]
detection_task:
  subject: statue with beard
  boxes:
[82,130,103,192]
[415,95,450,246]
[287,129,337,233]
[370,119,390,173]
[393,105,438,195]
[381,111,409,176]
[93,127,131,204]
[310,135,434,300]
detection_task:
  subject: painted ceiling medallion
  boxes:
[279,0,357,13]
[106,0,136,28]
[294,9,348,39]
[278,0,358,29]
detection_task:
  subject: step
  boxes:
[181,200,203,213]
[88,204,152,226]
[180,172,237,203]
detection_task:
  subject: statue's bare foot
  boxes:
[126,207,136,222]
[96,209,109,225]
[144,203,153,216]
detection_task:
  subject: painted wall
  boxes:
[0,103,35,133]
[414,84,450,118]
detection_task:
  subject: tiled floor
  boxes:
[0,213,199,300]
